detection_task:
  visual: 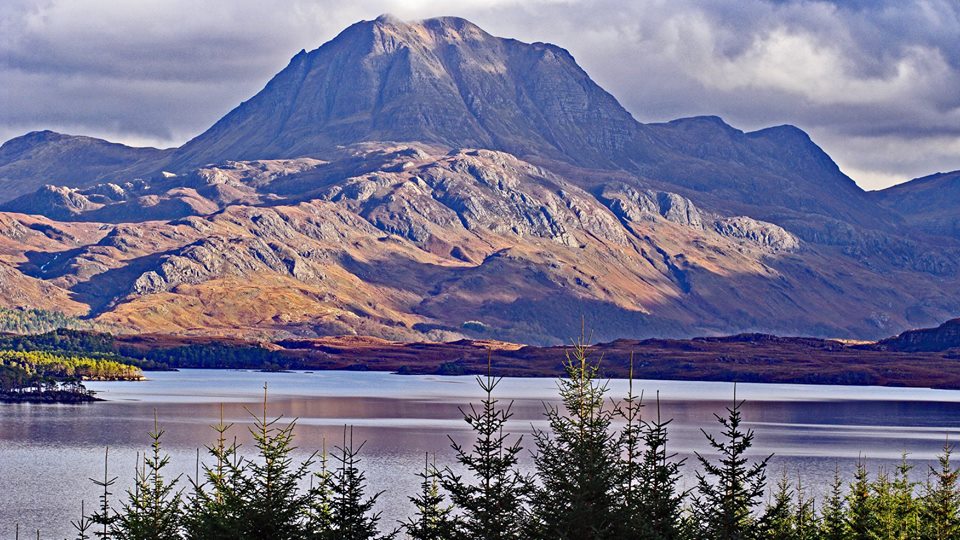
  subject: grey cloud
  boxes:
[0,0,958,187]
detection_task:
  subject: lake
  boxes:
[4,369,960,538]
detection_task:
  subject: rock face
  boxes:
[713,217,799,252]
[0,15,958,343]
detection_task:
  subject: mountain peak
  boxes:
[170,15,642,170]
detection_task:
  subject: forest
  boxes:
[0,350,142,402]
[35,341,960,540]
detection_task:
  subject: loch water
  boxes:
[4,369,960,538]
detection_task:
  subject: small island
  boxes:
[0,350,143,403]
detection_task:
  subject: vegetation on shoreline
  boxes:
[0,350,142,402]
[23,340,960,539]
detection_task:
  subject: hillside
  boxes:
[872,170,960,240]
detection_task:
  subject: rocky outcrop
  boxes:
[599,184,703,228]
[713,217,799,252]
[324,149,628,248]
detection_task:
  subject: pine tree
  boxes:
[441,362,529,540]
[761,471,796,540]
[182,406,247,539]
[403,454,458,540]
[113,415,183,539]
[870,467,896,538]
[305,439,335,539]
[625,392,687,540]
[819,466,846,540]
[89,447,119,540]
[690,387,771,540]
[890,454,919,539]
[235,385,314,540]
[615,359,645,539]
[921,442,960,540]
[72,501,94,540]
[793,473,818,540]
[846,460,876,540]
[327,426,392,540]
[528,335,621,540]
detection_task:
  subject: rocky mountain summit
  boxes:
[0,15,958,343]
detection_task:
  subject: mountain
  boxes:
[169,15,654,172]
[0,15,958,343]
[0,130,169,201]
[872,170,960,240]
[169,16,893,234]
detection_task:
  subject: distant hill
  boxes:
[0,130,169,201]
[872,170,960,240]
[874,318,960,352]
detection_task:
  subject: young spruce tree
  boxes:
[182,405,247,539]
[846,460,876,540]
[528,335,621,540]
[691,387,771,540]
[921,442,960,540]
[403,454,458,540]
[441,361,529,540]
[819,466,847,540]
[237,386,315,539]
[113,414,183,540]
[326,426,392,540]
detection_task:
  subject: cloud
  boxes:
[0,0,958,187]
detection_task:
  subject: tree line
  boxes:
[0,329,285,370]
[0,350,142,400]
[35,341,960,539]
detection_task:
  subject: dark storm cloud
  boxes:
[1,0,958,188]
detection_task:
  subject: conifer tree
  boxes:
[72,501,94,540]
[870,467,896,538]
[113,415,183,540]
[615,359,645,539]
[327,426,392,540]
[441,362,529,540]
[182,406,247,539]
[235,385,314,540]
[846,460,876,540]
[761,471,796,540]
[403,454,458,540]
[305,439,335,538]
[627,392,687,540]
[819,466,846,540]
[921,442,960,540]
[890,455,919,539]
[89,447,119,540]
[690,387,771,540]
[528,334,621,540]
[793,474,818,540]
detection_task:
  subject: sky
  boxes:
[1,0,958,190]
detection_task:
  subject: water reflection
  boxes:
[3,370,960,538]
